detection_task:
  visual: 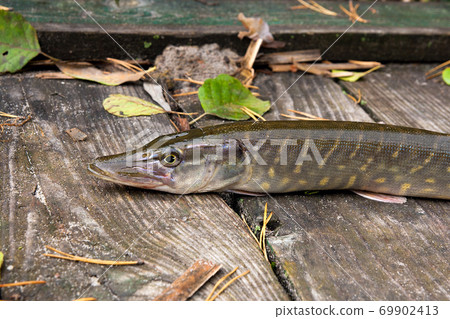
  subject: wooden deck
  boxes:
[1,1,449,301]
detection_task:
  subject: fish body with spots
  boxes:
[89,121,450,201]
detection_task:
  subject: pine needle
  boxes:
[206,268,250,301]
[241,106,266,121]
[205,267,238,301]
[425,60,450,79]
[73,297,97,301]
[0,280,46,288]
[43,245,142,266]
[0,111,19,118]
[296,0,337,16]
[287,109,327,120]
[242,215,260,244]
[340,0,368,23]
[173,91,199,97]
[174,78,258,90]
[188,112,208,125]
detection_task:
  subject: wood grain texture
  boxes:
[0,73,289,300]
[233,69,449,300]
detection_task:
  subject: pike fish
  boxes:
[88,121,450,202]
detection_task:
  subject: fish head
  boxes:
[88,131,249,194]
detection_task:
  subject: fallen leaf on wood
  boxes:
[443,68,450,85]
[332,65,381,82]
[55,61,147,86]
[103,94,196,118]
[0,11,41,73]
[153,260,221,301]
[65,128,88,141]
[103,94,166,117]
[198,74,270,121]
[143,82,172,111]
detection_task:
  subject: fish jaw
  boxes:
[88,154,168,190]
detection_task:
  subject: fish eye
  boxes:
[161,148,182,167]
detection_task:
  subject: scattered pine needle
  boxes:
[242,215,260,244]
[205,267,250,301]
[0,111,19,118]
[73,297,97,301]
[345,89,362,104]
[287,109,327,120]
[189,112,208,125]
[0,114,32,134]
[425,60,450,80]
[241,106,266,121]
[43,245,143,266]
[0,280,46,288]
[295,0,337,16]
[173,91,199,97]
[259,203,273,261]
[340,0,368,23]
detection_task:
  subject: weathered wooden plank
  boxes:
[340,64,450,132]
[230,68,449,300]
[0,73,289,300]
[4,0,449,61]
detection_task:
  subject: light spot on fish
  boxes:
[338,165,346,170]
[298,179,308,185]
[349,143,361,159]
[400,183,411,193]
[322,141,340,165]
[261,182,270,190]
[375,177,386,183]
[392,150,400,158]
[268,167,275,178]
[389,167,399,173]
[273,156,280,165]
[424,152,434,164]
[360,158,373,172]
[281,177,290,186]
[294,165,302,174]
[410,165,423,174]
[346,176,357,188]
[319,177,329,186]
[425,178,435,184]
[423,188,434,192]
[447,167,450,173]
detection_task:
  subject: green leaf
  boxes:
[332,65,381,82]
[442,67,450,85]
[103,94,166,117]
[198,74,270,120]
[0,11,41,73]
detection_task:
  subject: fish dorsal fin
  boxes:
[352,190,407,204]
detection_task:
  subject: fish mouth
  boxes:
[88,161,164,189]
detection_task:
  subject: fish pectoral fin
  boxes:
[352,190,407,204]
[227,189,267,197]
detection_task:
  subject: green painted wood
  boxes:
[5,0,450,28]
[3,0,449,61]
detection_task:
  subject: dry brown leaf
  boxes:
[55,61,146,86]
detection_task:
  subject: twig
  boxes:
[43,245,143,266]
[0,280,46,288]
[174,78,259,90]
[425,60,450,80]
